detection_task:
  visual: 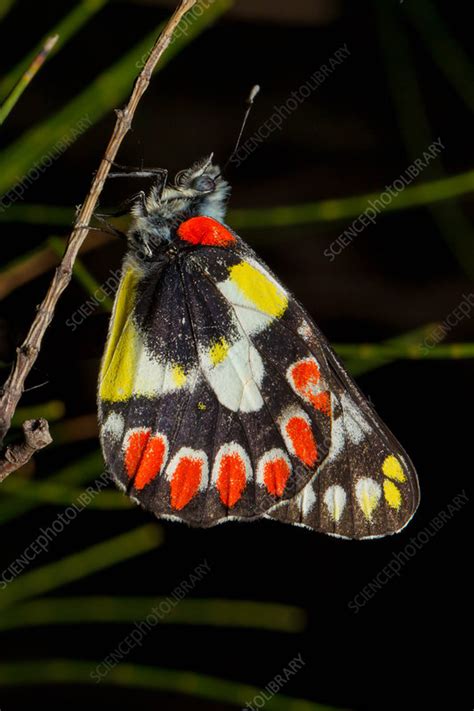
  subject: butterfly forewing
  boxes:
[99,226,333,526]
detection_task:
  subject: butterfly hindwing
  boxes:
[266,308,420,538]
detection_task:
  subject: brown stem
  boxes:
[0,419,52,483]
[0,0,198,476]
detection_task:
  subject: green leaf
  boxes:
[11,400,65,427]
[0,524,162,608]
[0,660,349,711]
[4,167,474,229]
[0,0,15,23]
[0,596,306,633]
[0,450,104,523]
[0,0,110,99]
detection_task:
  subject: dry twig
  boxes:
[0,419,52,483]
[0,0,199,478]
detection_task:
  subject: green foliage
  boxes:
[0,660,348,710]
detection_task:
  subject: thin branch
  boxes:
[0,419,52,483]
[0,0,199,473]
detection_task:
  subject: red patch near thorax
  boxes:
[177,216,236,246]
[216,452,247,508]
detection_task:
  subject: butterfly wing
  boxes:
[265,306,420,538]
[98,233,333,526]
[99,217,419,537]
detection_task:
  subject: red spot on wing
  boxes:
[216,452,247,508]
[290,359,331,416]
[125,429,151,478]
[177,216,236,247]
[134,434,167,490]
[292,359,320,391]
[312,391,331,417]
[170,456,203,510]
[286,417,317,467]
[263,458,291,497]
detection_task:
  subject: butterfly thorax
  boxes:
[126,156,231,265]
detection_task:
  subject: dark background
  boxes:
[0,1,472,709]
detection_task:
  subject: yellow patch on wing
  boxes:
[99,267,140,402]
[172,364,187,388]
[99,318,140,402]
[383,480,402,510]
[229,261,288,318]
[209,337,229,366]
[382,455,406,483]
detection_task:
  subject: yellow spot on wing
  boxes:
[99,268,140,402]
[384,480,402,510]
[209,337,229,366]
[229,261,287,318]
[382,455,406,483]
[172,364,186,387]
[100,268,138,379]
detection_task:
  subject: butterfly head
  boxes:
[128,154,231,261]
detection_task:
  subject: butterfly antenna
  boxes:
[223,84,260,173]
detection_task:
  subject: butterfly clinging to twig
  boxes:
[97,150,419,539]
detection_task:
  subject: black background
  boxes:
[0,1,472,709]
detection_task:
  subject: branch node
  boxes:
[0,418,52,483]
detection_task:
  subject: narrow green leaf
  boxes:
[0,660,349,711]
[3,166,474,229]
[0,524,162,608]
[0,0,15,23]
[229,170,474,229]
[0,596,306,633]
[343,323,441,376]
[0,450,104,523]
[11,400,65,427]
[404,0,474,113]
[0,0,109,99]
[0,35,58,125]
[335,342,474,360]
[0,479,129,508]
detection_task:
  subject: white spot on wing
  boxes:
[324,484,347,522]
[201,337,264,413]
[295,484,317,516]
[102,412,125,441]
[341,393,372,444]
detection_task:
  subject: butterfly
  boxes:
[98,154,420,539]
